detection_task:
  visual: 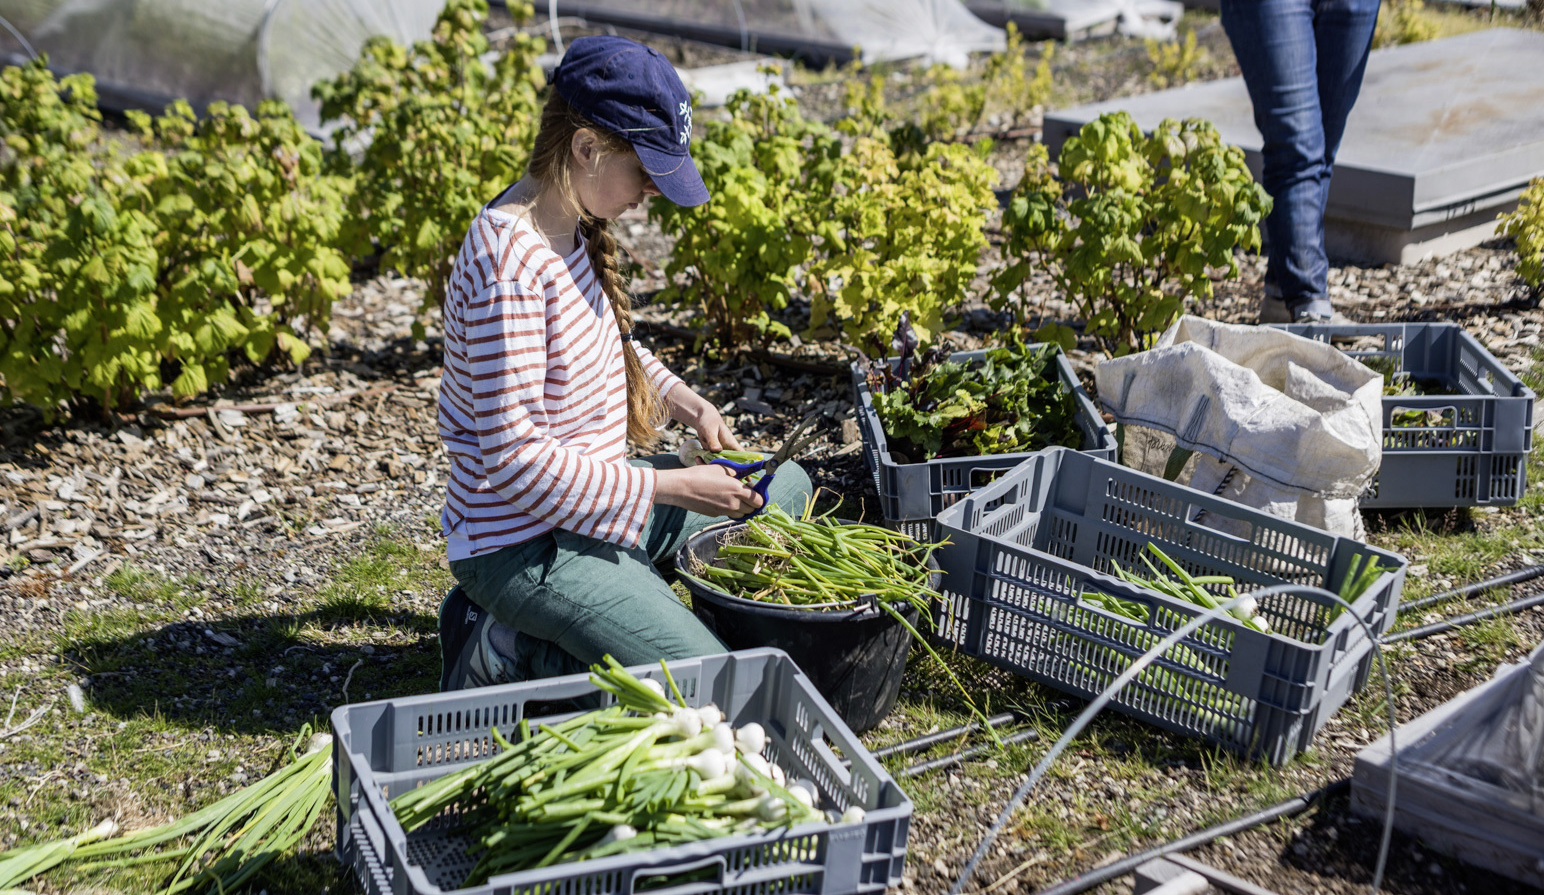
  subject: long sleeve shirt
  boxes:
[438,206,684,561]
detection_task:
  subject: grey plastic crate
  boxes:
[1351,642,1544,889]
[851,347,1115,541]
[932,448,1408,765]
[1272,322,1535,508]
[332,648,912,895]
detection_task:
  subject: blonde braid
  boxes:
[580,216,667,449]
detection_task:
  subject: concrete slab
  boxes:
[1043,28,1544,264]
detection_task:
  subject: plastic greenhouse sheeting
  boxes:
[0,0,442,133]
[1352,638,1544,888]
[547,0,1006,68]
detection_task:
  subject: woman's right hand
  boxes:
[654,464,763,518]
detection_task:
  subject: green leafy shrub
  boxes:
[0,59,351,416]
[993,112,1271,355]
[129,100,352,395]
[1145,31,1209,90]
[1374,0,1441,47]
[807,137,998,352]
[650,84,838,351]
[1499,176,1544,291]
[842,25,1052,146]
[0,62,161,414]
[314,0,545,316]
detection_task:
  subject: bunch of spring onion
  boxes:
[1109,543,1272,633]
[389,657,854,886]
[680,501,1004,747]
[685,503,939,616]
[678,439,764,470]
[1103,543,1390,635]
[0,726,333,894]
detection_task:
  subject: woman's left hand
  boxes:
[674,393,742,453]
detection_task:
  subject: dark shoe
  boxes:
[439,586,490,691]
[1258,295,1293,324]
[439,586,526,691]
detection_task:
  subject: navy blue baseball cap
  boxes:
[552,36,709,208]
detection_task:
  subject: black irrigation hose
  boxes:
[1398,563,1544,613]
[872,713,1021,761]
[840,714,1021,771]
[1382,590,1544,643]
[898,729,1041,779]
[1029,779,1351,895]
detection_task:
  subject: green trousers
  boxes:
[449,454,813,681]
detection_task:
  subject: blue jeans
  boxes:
[1221,0,1380,318]
[449,455,814,682]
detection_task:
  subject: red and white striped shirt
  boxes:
[438,207,684,560]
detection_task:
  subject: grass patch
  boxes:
[0,525,454,894]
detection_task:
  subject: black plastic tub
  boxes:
[674,522,933,733]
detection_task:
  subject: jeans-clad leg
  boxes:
[1221,0,1379,319]
[450,455,814,682]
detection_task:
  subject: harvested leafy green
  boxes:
[1359,354,1456,428]
[863,322,1084,461]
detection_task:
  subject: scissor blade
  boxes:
[770,413,821,465]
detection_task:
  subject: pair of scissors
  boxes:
[711,413,822,521]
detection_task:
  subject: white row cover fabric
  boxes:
[553,0,1005,68]
[968,0,1183,41]
[1095,316,1383,539]
[810,0,1005,67]
[0,0,441,133]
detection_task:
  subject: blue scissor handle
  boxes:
[710,457,775,521]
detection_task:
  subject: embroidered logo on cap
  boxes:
[678,101,693,145]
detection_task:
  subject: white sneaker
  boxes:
[1292,308,1354,325]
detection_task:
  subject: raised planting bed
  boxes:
[932,448,1408,765]
[1273,322,1535,508]
[333,649,911,895]
[851,343,1115,540]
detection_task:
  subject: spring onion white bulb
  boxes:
[678,438,710,466]
[769,763,786,786]
[641,678,667,698]
[710,722,736,756]
[741,753,771,777]
[696,704,724,728]
[597,824,637,847]
[687,748,728,780]
[734,722,766,756]
[670,707,703,739]
[840,806,866,824]
[786,782,815,810]
[756,796,786,823]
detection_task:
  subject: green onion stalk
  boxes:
[0,725,334,894]
[680,501,1004,748]
[389,658,848,886]
[1079,543,1388,728]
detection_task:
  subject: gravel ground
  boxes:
[5,21,1544,895]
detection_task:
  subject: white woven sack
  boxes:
[1094,316,1383,539]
